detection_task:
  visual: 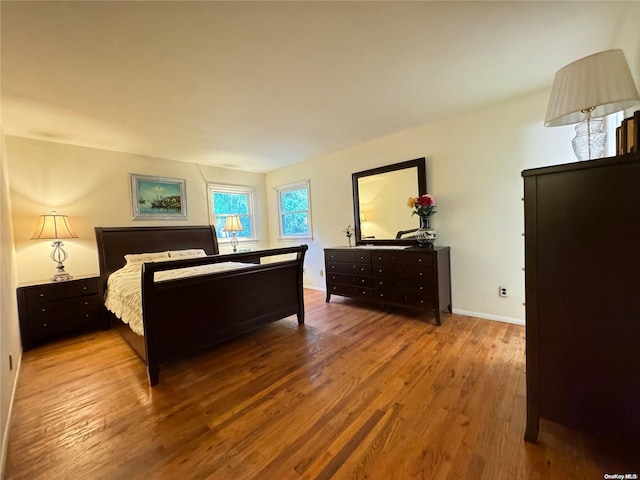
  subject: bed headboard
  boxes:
[94,225,220,291]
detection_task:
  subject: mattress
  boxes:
[104,260,252,335]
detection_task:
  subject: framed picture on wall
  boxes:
[130,174,188,220]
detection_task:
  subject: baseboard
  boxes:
[302,286,525,326]
[302,284,325,292]
[0,349,21,479]
[452,308,525,326]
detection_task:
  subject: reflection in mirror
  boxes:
[352,158,426,245]
[358,168,417,239]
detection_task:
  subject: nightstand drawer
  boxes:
[27,295,100,318]
[27,310,103,339]
[25,278,98,304]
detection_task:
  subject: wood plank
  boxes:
[5,290,637,479]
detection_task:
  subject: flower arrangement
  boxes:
[407,194,437,217]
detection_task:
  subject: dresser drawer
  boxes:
[374,278,434,293]
[372,252,433,268]
[325,250,371,264]
[327,262,372,276]
[327,273,372,287]
[327,283,372,299]
[27,294,100,319]
[373,265,433,281]
[25,277,98,304]
[373,286,435,307]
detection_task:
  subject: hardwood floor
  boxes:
[5,289,637,479]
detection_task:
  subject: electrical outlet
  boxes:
[499,286,508,297]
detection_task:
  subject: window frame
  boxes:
[276,180,313,240]
[207,183,258,244]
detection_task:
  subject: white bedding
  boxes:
[104,260,252,336]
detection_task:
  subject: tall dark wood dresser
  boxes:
[522,152,640,443]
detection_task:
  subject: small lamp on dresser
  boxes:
[545,49,640,161]
[222,215,243,253]
[31,211,78,281]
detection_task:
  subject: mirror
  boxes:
[352,157,426,245]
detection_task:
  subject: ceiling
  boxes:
[1,1,634,172]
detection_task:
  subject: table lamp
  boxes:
[31,211,78,281]
[222,215,243,253]
[545,49,639,160]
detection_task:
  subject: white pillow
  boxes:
[168,249,207,259]
[124,251,170,264]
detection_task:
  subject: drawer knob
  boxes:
[84,301,89,305]
[83,286,87,290]
[418,258,422,262]
[42,323,47,327]
[41,308,46,312]
[39,293,45,297]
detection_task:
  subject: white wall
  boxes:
[0,133,22,477]
[6,138,270,283]
[266,87,577,324]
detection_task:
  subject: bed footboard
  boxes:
[141,245,307,386]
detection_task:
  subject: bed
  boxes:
[94,225,308,386]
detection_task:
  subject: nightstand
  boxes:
[17,275,105,350]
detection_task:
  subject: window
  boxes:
[208,184,256,242]
[276,180,312,239]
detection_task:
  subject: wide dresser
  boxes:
[324,246,451,325]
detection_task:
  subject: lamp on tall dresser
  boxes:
[222,215,243,253]
[31,211,78,281]
[545,49,640,161]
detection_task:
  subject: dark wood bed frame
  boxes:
[94,225,308,386]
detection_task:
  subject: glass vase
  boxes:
[415,215,436,247]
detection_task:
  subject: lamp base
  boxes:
[231,233,239,253]
[572,117,606,161]
[51,263,73,282]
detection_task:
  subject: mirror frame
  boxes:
[352,157,427,246]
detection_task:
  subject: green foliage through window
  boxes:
[208,185,256,240]
[277,181,311,238]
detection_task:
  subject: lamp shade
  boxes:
[222,215,243,233]
[31,211,78,240]
[545,49,640,127]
